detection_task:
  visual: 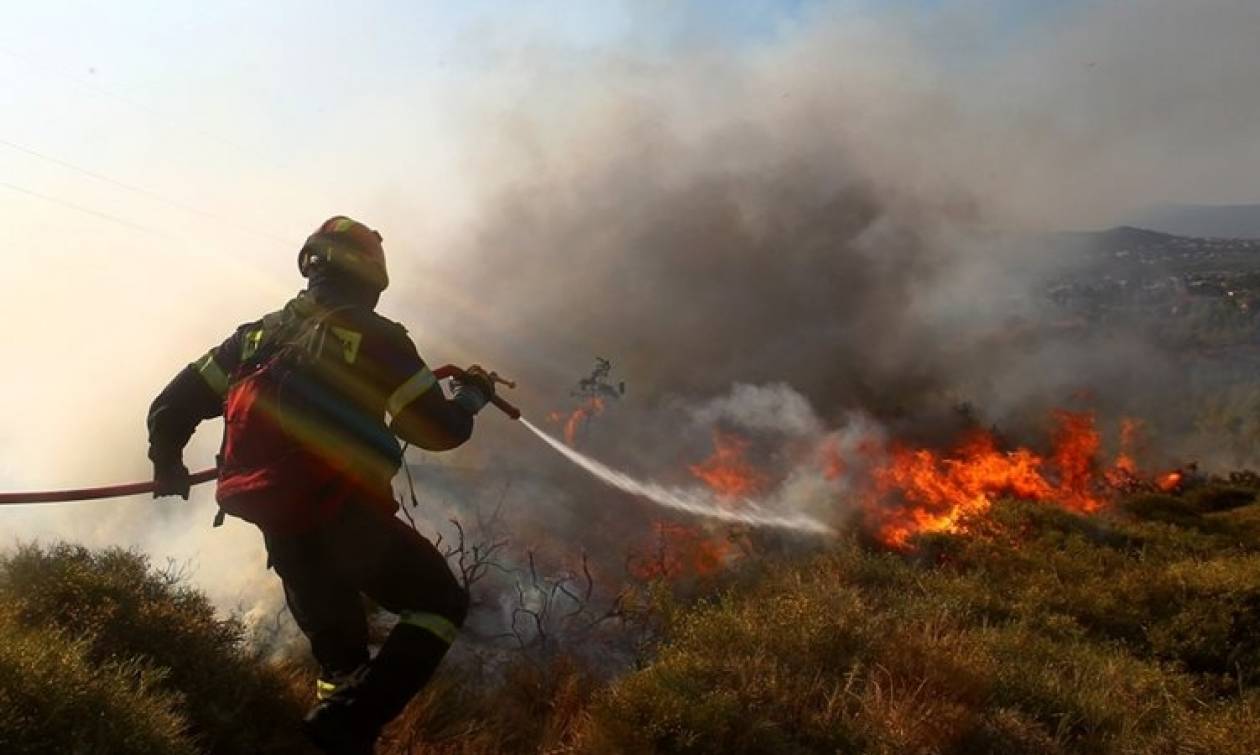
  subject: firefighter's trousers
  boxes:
[265,500,469,732]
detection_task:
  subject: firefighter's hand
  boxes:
[459,365,497,399]
[153,458,191,500]
[451,365,495,414]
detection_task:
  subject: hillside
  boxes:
[578,486,1260,754]
[4,481,1259,754]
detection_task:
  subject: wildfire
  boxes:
[1104,453,1140,489]
[1049,410,1104,513]
[642,407,1191,575]
[629,520,735,580]
[630,431,769,580]
[864,411,1120,549]
[688,431,767,500]
[550,397,606,446]
[818,437,847,481]
[1156,470,1184,493]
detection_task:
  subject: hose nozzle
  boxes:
[433,364,522,420]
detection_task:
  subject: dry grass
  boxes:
[3,483,1259,753]
[571,488,1260,754]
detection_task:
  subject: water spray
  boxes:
[520,418,835,535]
[0,365,835,537]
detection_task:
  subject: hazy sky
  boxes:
[0,0,1006,487]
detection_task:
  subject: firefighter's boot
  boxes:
[339,622,455,738]
[302,698,377,755]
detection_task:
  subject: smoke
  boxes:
[419,0,1256,436]
[3,0,1258,630]
[382,0,1260,580]
[691,383,823,438]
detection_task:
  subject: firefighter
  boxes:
[147,216,491,754]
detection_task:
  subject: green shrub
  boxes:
[0,544,310,755]
[0,607,196,755]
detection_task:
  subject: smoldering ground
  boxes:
[3,0,1259,644]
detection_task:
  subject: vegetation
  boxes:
[572,484,1260,754]
[0,544,312,754]
[3,484,1260,753]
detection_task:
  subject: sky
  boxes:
[0,1,911,482]
[2,0,1258,617]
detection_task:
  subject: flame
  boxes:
[626,431,766,579]
[637,409,1192,578]
[1103,418,1143,489]
[819,437,847,481]
[629,520,734,580]
[549,397,605,446]
[864,411,1111,549]
[1050,410,1103,513]
[629,430,766,580]
[1119,417,1143,454]
[688,431,767,500]
[1156,470,1184,493]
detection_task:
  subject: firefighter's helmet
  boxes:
[299,216,389,291]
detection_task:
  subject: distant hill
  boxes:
[1041,226,1260,277]
[1126,203,1260,239]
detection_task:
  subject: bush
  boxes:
[0,607,196,755]
[1186,484,1257,512]
[0,544,311,755]
[1120,493,1205,526]
[576,496,1260,754]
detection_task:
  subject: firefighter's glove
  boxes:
[152,457,191,500]
[451,364,495,415]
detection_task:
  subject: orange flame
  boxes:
[629,520,733,580]
[1103,418,1144,489]
[625,431,768,581]
[549,397,605,446]
[1156,470,1184,493]
[864,411,1110,549]
[646,410,1187,578]
[688,431,767,500]
[819,437,847,481]
[1050,410,1103,513]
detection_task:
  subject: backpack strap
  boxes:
[234,304,354,376]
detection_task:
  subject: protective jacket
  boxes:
[147,288,475,531]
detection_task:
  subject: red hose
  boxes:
[0,468,218,506]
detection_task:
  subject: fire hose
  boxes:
[0,365,520,506]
